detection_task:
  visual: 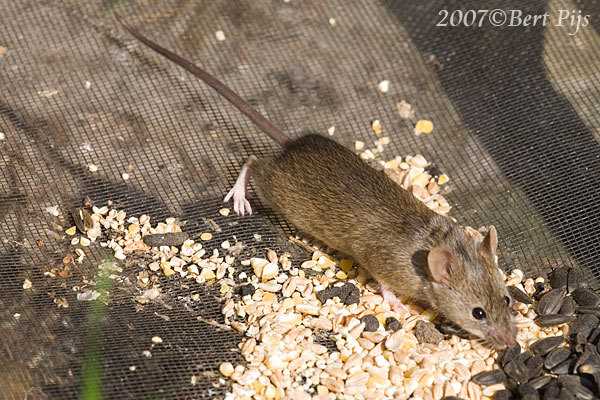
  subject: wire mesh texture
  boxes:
[1,0,600,398]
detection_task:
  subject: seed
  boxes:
[576,307,600,317]
[525,355,544,380]
[143,232,189,247]
[560,297,577,315]
[550,356,575,374]
[239,284,255,297]
[501,343,522,367]
[544,347,572,370]
[384,330,405,352]
[516,383,537,399]
[549,267,569,289]
[414,119,433,135]
[572,288,600,308]
[360,315,379,332]
[528,375,552,390]
[471,369,506,385]
[587,327,600,344]
[530,336,564,356]
[438,174,449,185]
[503,358,529,383]
[215,30,226,41]
[200,232,213,241]
[570,314,599,338]
[414,320,444,345]
[558,376,596,400]
[491,390,512,400]
[543,379,561,397]
[537,288,566,315]
[261,262,279,282]
[338,283,360,305]
[296,303,320,316]
[385,317,401,332]
[507,285,532,305]
[397,100,414,119]
[535,314,575,327]
[151,336,163,344]
[220,362,234,377]
[566,268,586,293]
[362,331,385,343]
[377,80,390,93]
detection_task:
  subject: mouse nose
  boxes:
[496,330,517,349]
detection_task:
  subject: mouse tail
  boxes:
[115,14,290,147]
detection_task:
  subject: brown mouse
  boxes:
[117,16,517,349]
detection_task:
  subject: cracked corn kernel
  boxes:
[414,119,433,135]
[371,120,383,135]
[219,362,234,377]
[200,232,213,241]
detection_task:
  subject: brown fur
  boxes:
[254,134,516,348]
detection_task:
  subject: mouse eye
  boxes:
[472,307,486,320]
[504,296,511,306]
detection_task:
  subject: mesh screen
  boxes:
[1,0,600,398]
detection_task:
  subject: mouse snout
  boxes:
[491,328,517,349]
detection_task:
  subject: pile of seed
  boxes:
[473,267,600,399]
[383,154,451,216]
[41,150,599,400]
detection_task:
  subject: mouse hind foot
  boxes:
[224,156,257,216]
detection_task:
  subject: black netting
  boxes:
[1,0,600,399]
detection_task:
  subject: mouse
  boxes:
[116,16,517,349]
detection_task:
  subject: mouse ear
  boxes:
[480,225,498,261]
[427,246,454,286]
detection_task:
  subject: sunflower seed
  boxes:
[566,269,587,293]
[471,369,506,385]
[587,327,600,344]
[544,348,572,370]
[530,336,564,356]
[576,307,600,318]
[501,343,522,367]
[517,383,539,400]
[504,358,529,383]
[550,356,576,375]
[574,345,600,373]
[570,314,599,338]
[550,267,570,289]
[527,356,545,381]
[491,390,512,400]
[143,232,189,247]
[72,207,93,233]
[560,297,577,316]
[572,288,600,308]
[535,314,576,327]
[508,285,532,304]
[537,288,566,316]
[558,376,596,400]
[529,375,552,390]
[543,379,561,398]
